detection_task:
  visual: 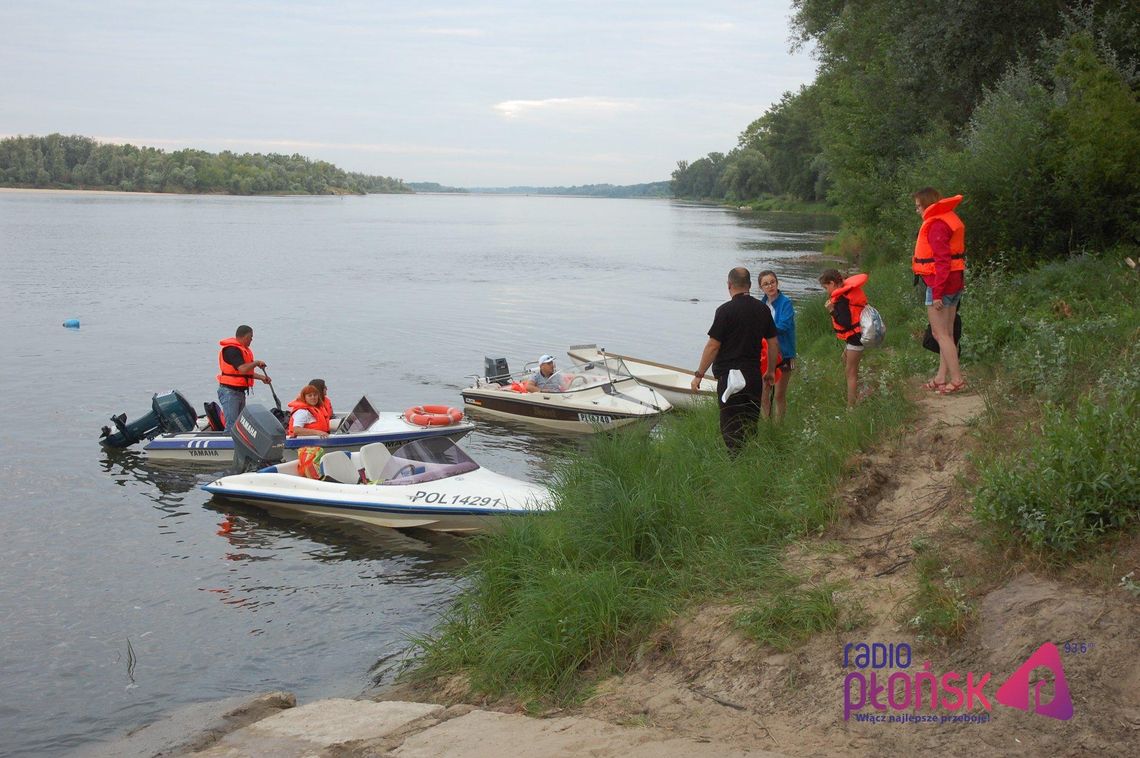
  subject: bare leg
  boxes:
[760,379,774,419]
[773,370,791,420]
[845,350,862,407]
[928,304,963,384]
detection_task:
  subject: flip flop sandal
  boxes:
[938,380,968,395]
[921,379,947,391]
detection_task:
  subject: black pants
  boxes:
[717,371,762,455]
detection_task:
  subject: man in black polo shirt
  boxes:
[691,267,778,453]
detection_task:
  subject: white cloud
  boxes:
[493,97,640,120]
[418,27,484,37]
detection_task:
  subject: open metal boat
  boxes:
[460,355,671,432]
[144,395,473,463]
[567,344,716,407]
[202,438,550,533]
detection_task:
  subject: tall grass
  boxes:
[967,254,1140,558]
[411,267,916,702]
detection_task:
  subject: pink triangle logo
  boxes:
[994,642,1074,720]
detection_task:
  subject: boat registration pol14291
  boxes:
[411,491,505,508]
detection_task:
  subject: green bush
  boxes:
[974,388,1140,557]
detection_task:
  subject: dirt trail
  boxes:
[576,389,1140,756]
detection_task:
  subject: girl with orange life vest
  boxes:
[819,269,867,408]
[912,188,966,394]
[287,385,331,438]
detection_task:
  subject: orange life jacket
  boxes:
[912,195,966,276]
[830,273,868,341]
[287,399,331,435]
[296,447,324,479]
[320,397,332,418]
[217,338,255,389]
[759,338,782,383]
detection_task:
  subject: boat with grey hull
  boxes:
[460,355,671,433]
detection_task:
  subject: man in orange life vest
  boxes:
[216,325,271,431]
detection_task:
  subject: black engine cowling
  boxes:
[100,391,198,448]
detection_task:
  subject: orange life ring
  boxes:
[404,405,464,427]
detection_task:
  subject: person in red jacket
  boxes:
[216,325,270,431]
[912,187,966,394]
[819,269,867,408]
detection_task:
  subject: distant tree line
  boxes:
[0,134,411,195]
[468,182,670,198]
[672,0,1140,265]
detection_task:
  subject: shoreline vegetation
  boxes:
[0,134,411,196]
[0,134,673,200]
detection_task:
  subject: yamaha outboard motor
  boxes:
[230,403,285,473]
[484,357,511,385]
[100,390,198,448]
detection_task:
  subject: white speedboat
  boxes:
[202,438,551,533]
[567,344,716,407]
[144,396,473,463]
[460,356,671,432]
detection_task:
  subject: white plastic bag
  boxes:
[720,369,745,402]
[859,305,886,348]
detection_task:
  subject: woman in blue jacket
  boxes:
[758,270,797,420]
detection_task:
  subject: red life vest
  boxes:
[287,399,331,435]
[217,338,255,389]
[830,273,868,341]
[912,195,966,276]
[759,339,783,383]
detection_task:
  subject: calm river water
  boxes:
[0,190,836,756]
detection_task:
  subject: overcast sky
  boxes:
[1,1,817,187]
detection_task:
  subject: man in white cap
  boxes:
[524,354,565,392]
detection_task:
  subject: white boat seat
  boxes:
[359,442,393,482]
[320,451,361,484]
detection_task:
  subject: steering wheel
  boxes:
[393,463,417,479]
[566,375,588,389]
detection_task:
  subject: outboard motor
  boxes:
[230,403,285,473]
[484,357,511,385]
[100,390,198,448]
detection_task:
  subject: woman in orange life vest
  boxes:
[308,378,333,419]
[819,269,867,408]
[912,187,966,394]
[287,385,331,438]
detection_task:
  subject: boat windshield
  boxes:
[379,437,480,485]
[548,355,634,392]
[337,396,379,433]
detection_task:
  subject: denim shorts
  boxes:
[925,287,963,307]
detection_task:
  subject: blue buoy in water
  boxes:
[62,318,80,329]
